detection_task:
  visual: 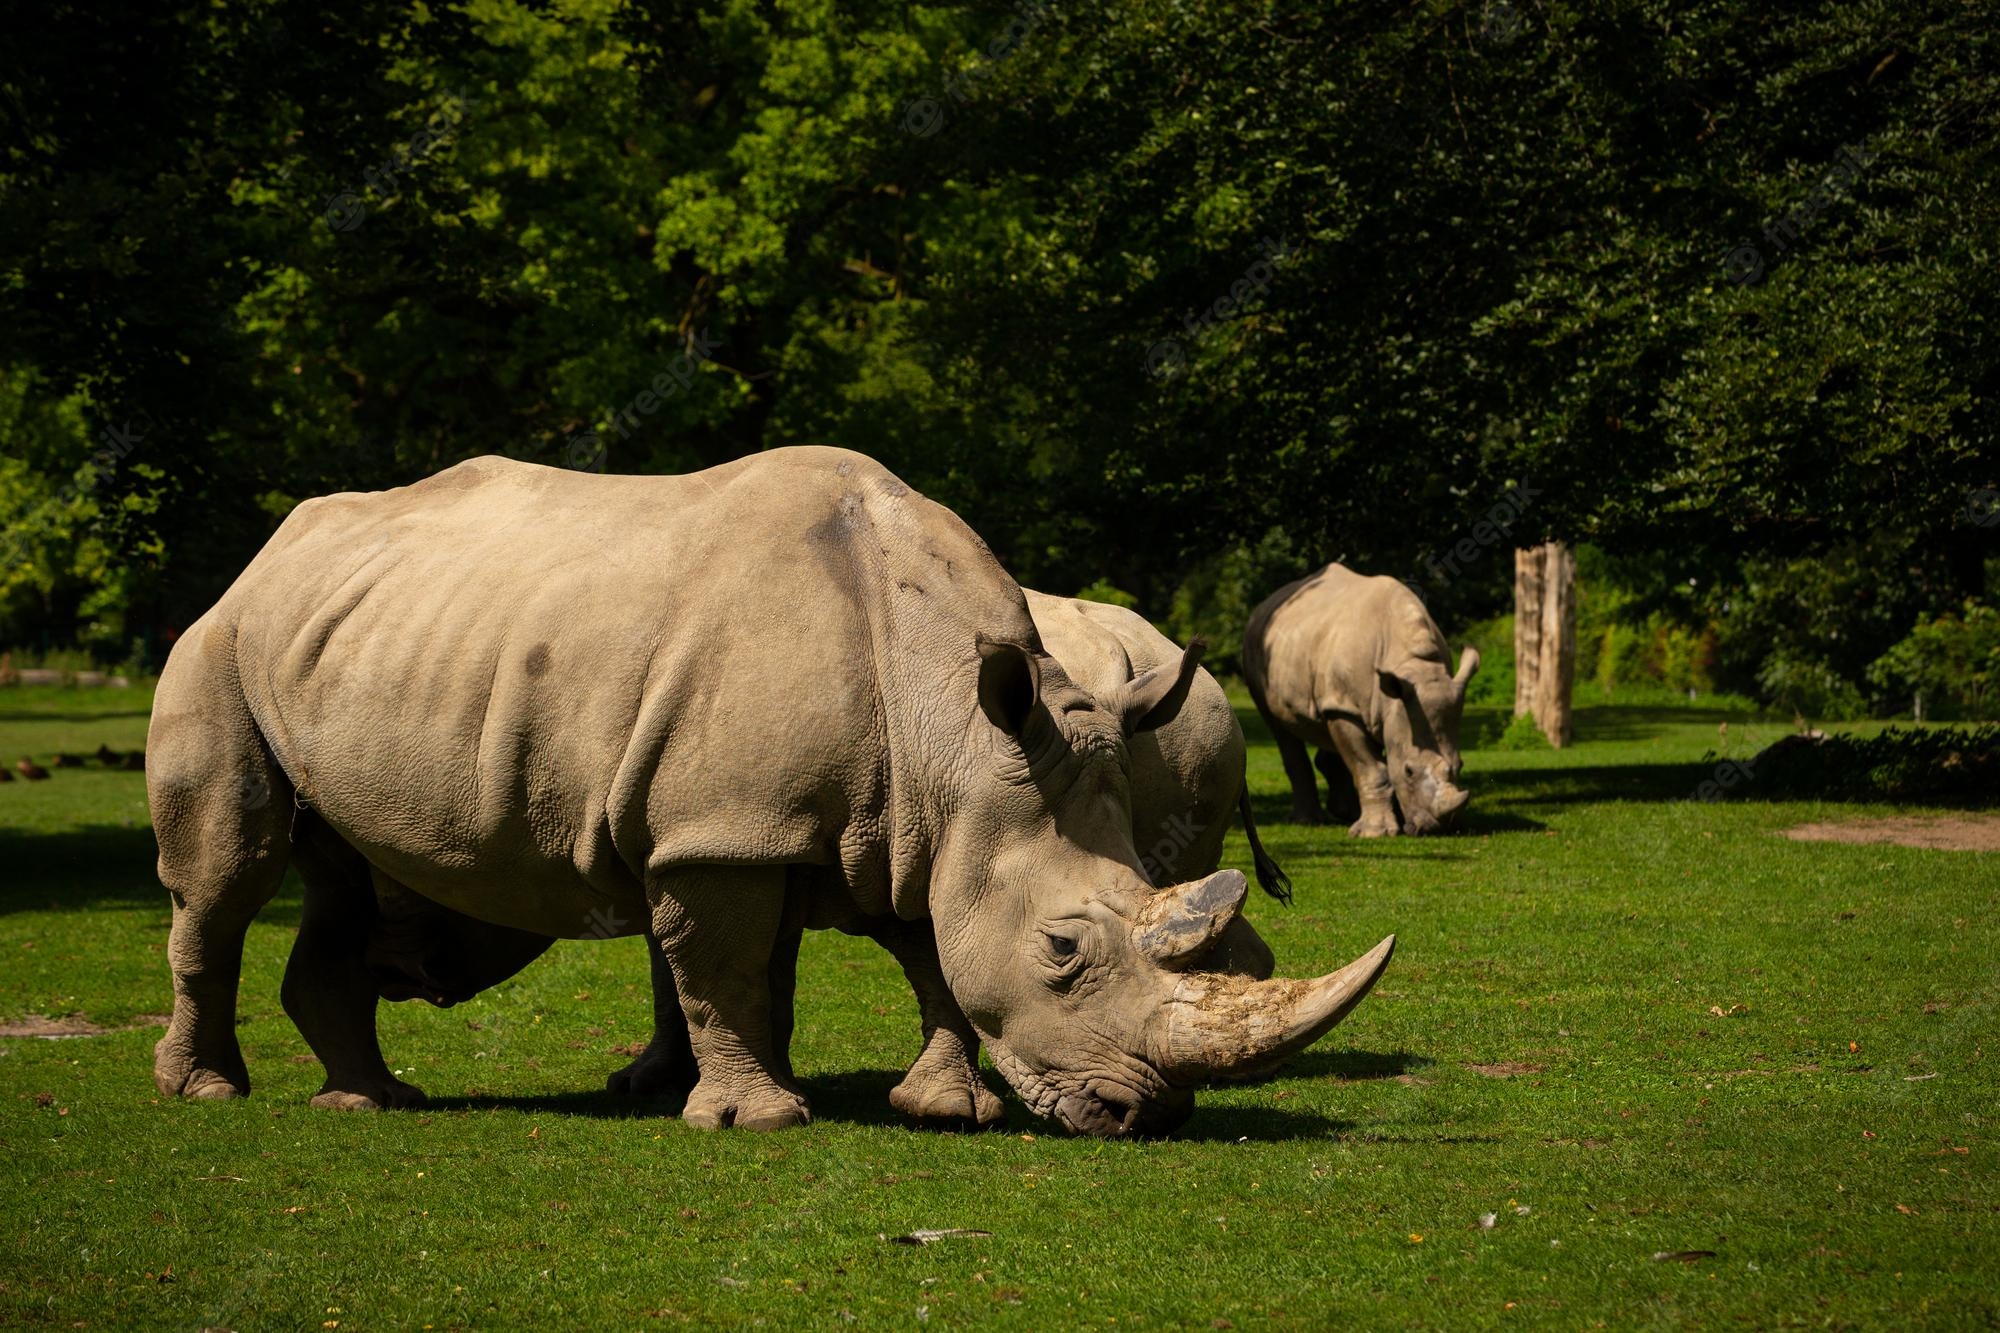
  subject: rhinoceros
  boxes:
[147,448,1394,1136]
[1024,591,1289,911]
[601,589,1293,1110]
[1243,562,1478,837]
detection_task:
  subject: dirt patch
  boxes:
[1781,815,2000,852]
[0,1015,108,1039]
[0,1013,168,1039]
[1465,1062,1545,1078]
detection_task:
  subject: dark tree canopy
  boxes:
[2,0,1995,701]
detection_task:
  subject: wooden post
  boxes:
[1535,542,1575,747]
[1512,548,1542,719]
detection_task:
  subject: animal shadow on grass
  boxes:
[424,1063,1372,1141]
[427,1068,974,1132]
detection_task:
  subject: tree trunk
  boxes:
[1513,541,1574,746]
[1534,542,1576,747]
[1512,548,1543,719]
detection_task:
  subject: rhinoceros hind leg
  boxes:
[652,865,810,1131]
[148,638,293,1101]
[1271,729,1325,825]
[283,816,426,1111]
[606,935,699,1097]
[869,919,1005,1129]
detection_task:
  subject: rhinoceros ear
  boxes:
[977,636,1042,735]
[1116,637,1206,735]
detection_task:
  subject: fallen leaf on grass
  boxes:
[1651,1251,1716,1264]
[887,1229,993,1246]
[1895,1204,1916,1215]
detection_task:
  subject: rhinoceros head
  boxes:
[932,635,1395,1137]
[1378,645,1479,833]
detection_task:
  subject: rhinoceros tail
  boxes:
[1237,785,1293,905]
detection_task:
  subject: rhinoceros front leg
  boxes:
[283,819,426,1110]
[865,919,1005,1128]
[651,864,810,1131]
[612,883,806,1097]
[1327,716,1399,838]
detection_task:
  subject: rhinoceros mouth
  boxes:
[985,1042,1187,1138]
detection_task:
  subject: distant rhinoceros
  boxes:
[1244,563,1478,837]
[147,448,1393,1137]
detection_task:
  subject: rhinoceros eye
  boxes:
[1047,933,1078,958]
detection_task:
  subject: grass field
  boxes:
[0,684,1994,1328]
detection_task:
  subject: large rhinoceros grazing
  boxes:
[604,588,1292,1112]
[147,448,1394,1136]
[1243,563,1479,837]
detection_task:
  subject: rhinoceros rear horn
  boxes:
[1114,637,1206,735]
[1454,645,1481,687]
[976,635,1042,735]
[1136,869,1246,969]
[1160,935,1397,1084]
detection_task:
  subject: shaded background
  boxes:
[2,0,1995,712]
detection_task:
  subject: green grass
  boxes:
[0,687,1994,1328]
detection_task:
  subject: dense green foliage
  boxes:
[2,0,1995,700]
[3,685,1996,1326]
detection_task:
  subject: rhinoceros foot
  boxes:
[309,1075,427,1111]
[1348,810,1400,839]
[682,1078,810,1131]
[153,1033,249,1100]
[889,1065,1006,1129]
[606,1042,698,1097]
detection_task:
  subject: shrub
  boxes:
[1741,726,2000,806]
[1866,601,1999,720]
[1072,580,1139,611]
[1755,650,1869,722]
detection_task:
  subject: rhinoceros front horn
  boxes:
[1454,645,1481,687]
[1158,935,1397,1084]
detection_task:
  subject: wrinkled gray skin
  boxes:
[147,448,1393,1137]
[1244,563,1479,837]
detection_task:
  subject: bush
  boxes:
[1755,650,1870,722]
[1486,711,1552,751]
[1867,601,1999,720]
[1072,580,1139,611]
[1740,726,2000,806]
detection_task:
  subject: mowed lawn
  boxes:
[0,684,1994,1329]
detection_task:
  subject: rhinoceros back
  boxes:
[209,447,1029,937]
